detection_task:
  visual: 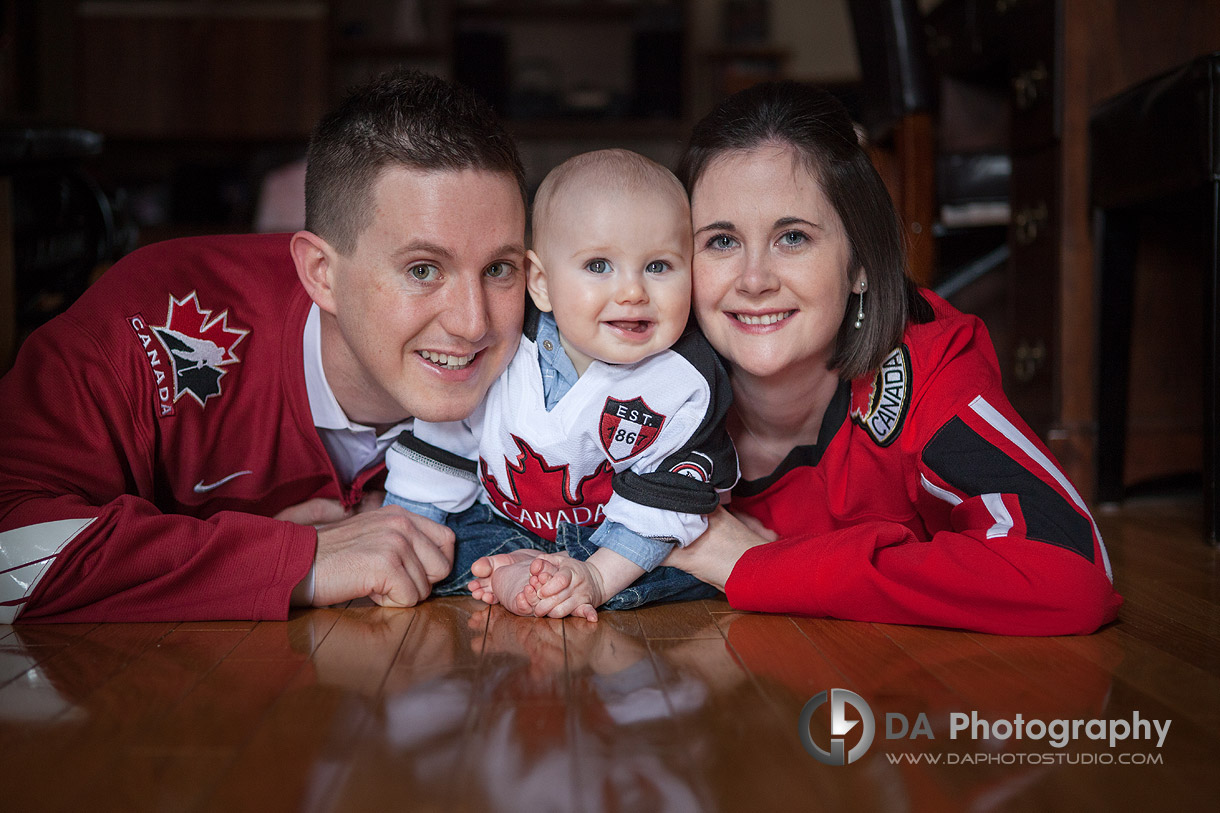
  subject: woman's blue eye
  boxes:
[710,234,737,250]
[586,259,610,274]
[645,260,669,274]
[410,264,440,281]
[780,230,807,246]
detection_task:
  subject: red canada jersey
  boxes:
[0,234,375,623]
[724,292,1122,635]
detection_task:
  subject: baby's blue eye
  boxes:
[645,260,669,274]
[586,259,610,274]
[410,264,440,281]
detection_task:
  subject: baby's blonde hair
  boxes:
[531,149,689,249]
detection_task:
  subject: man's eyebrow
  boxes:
[389,241,525,263]
[694,220,734,236]
[488,242,526,259]
[391,241,454,262]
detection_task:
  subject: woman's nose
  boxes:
[735,248,779,296]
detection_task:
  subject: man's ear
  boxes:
[291,231,339,314]
[525,249,553,313]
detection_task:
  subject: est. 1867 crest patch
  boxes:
[599,396,665,462]
[852,345,911,446]
[129,291,249,415]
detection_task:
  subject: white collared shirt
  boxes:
[303,304,411,485]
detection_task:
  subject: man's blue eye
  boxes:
[486,263,508,278]
[586,259,610,274]
[410,264,439,281]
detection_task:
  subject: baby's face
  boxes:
[532,185,692,374]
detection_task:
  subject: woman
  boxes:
[668,81,1120,635]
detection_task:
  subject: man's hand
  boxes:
[273,489,386,526]
[310,505,455,608]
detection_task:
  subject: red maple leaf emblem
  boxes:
[480,435,613,542]
[152,292,250,407]
[162,292,248,363]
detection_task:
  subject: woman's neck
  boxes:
[729,365,842,481]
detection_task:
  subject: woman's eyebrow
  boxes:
[694,220,734,235]
[775,216,822,230]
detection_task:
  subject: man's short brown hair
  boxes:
[305,69,526,255]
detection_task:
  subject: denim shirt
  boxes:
[388,312,674,571]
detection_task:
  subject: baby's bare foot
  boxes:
[468,549,542,607]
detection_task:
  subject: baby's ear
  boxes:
[525,249,554,313]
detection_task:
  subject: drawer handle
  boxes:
[1014,339,1046,383]
[1014,201,1048,246]
[1013,62,1049,110]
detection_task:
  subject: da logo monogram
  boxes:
[799,689,876,766]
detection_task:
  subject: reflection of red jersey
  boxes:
[725,292,1121,636]
[0,235,374,623]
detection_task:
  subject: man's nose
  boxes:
[441,276,490,342]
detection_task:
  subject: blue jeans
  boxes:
[433,503,719,610]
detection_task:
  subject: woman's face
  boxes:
[691,144,862,381]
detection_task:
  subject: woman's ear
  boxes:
[853,269,868,295]
[526,249,554,313]
[291,231,339,314]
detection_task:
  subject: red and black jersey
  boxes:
[724,292,1121,635]
[0,234,371,623]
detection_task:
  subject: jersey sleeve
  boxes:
[724,314,1120,636]
[603,330,740,547]
[383,418,482,517]
[0,316,315,623]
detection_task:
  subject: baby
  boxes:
[383,148,736,620]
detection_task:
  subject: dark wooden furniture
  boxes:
[925,0,1220,499]
[1091,53,1219,544]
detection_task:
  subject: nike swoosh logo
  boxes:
[193,471,253,493]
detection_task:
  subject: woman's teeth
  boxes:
[420,350,474,369]
[733,311,793,326]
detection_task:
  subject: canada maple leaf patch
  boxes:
[480,435,613,542]
[151,292,249,408]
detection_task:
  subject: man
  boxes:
[0,69,528,622]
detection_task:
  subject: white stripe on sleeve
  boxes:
[0,518,97,622]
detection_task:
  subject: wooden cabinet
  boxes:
[927,0,1220,498]
[75,2,329,139]
[329,0,690,140]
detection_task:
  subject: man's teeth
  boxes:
[734,311,792,326]
[420,350,474,369]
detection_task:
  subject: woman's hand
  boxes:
[664,507,775,592]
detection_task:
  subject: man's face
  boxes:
[322,166,526,425]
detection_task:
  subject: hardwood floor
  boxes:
[1,496,1216,811]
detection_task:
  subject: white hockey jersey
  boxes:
[385,318,737,545]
